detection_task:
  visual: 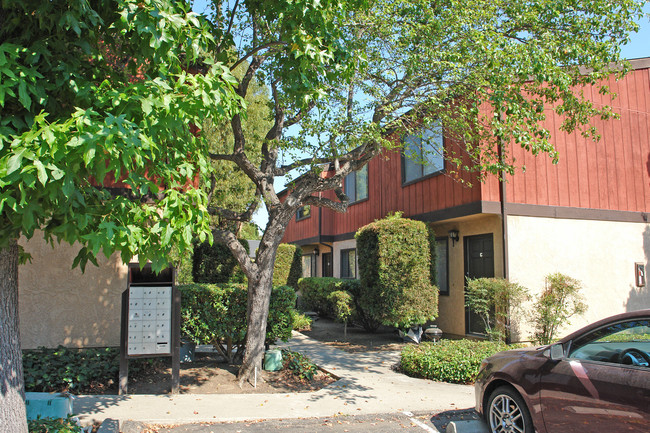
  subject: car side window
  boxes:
[568,319,650,367]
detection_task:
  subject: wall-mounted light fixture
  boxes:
[448,229,460,246]
[313,246,320,256]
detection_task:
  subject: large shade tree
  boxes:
[196,0,646,384]
[0,1,241,431]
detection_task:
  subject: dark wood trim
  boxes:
[411,201,502,223]
[505,203,649,223]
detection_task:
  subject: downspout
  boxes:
[498,120,509,281]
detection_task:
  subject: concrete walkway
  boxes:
[74,332,475,427]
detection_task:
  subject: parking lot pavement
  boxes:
[119,410,489,433]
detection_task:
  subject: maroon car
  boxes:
[475,309,650,433]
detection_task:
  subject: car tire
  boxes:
[486,385,534,433]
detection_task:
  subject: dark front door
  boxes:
[322,252,333,277]
[464,234,494,335]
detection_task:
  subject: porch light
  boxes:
[448,229,460,246]
[313,247,320,256]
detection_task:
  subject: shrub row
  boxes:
[400,340,518,384]
[297,277,359,316]
[179,283,296,361]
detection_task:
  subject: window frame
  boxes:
[296,205,311,221]
[435,237,450,296]
[340,248,357,279]
[344,164,369,205]
[401,124,445,187]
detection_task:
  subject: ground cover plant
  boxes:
[22,347,160,394]
[400,340,522,384]
[27,416,82,433]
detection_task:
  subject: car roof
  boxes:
[559,309,650,344]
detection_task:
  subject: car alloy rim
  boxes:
[489,394,525,433]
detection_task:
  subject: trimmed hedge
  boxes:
[273,244,303,288]
[192,239,249,284]
[400,340,517,384]
[179,283,296,361]
[356,213,438,329]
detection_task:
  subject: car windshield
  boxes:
[569,319,650,366]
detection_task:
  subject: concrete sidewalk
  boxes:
[74,332,475,427]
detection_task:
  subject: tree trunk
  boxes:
[237,258,275,386]
[0,240,28,433]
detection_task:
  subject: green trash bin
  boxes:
[264,349,283,371]
[25,392,73,421]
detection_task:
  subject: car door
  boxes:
[539,319,650,432]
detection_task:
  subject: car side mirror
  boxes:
[549,343,564,361]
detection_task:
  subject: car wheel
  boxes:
[486,386,533,433]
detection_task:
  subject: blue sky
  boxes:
[190,1,650,230]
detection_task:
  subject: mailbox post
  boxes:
[119,264,181,395]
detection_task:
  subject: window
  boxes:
[296,205,311,221]
[340,249,357,279]
[435,238,449,295]
[344,164,368,204]
[569,319,650,367]
[302,254,316,278]
[402,123,444,184]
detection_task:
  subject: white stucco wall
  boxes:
[507,215,650,340]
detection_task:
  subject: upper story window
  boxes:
[344,164,368,204]
[296,205,311,221]
[402,123,444,185]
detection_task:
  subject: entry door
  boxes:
[322,252,333,277]
[464,234,494,335]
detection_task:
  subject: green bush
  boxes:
[273,244,303,288]
[23,347,158,393]
[400,340,517,384]
[281,349,319,381]
[298,277,344,315]
[328,290,354,324]
[192,239,249,284]
[179,283,296,362]
[465,278,528,342]
[292,312,313,331]
[28,416,82,433]
[356,213,439,330]
[532,273,587,345]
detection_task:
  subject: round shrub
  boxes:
[400,340,517,384]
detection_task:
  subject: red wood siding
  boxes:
[483,66,650,213]
[284,63,650,244]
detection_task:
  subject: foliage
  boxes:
[22,346,158,393]
[356,213,439,330]
[292,312,313,332]
[0,0,241,270]
[532,273,588,345]
[328,291,355,325]
[28,416,82,433]
[400,340,520,384]
[464,278,529,342]
[272,244,303,288]
[178,283,296,361]
[281,349,319,381]
[192,239,249,284]
[297,277,346,316]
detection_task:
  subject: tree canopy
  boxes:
[0,1,241,431]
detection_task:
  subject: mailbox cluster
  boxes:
[127,286,172,356]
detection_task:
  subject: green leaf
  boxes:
[33,160,47,185]
[18,81,31,110]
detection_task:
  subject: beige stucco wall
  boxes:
[507,216,650,341]
[332,239,358,279]
[18,236,129,349]
[431,215,504,337]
